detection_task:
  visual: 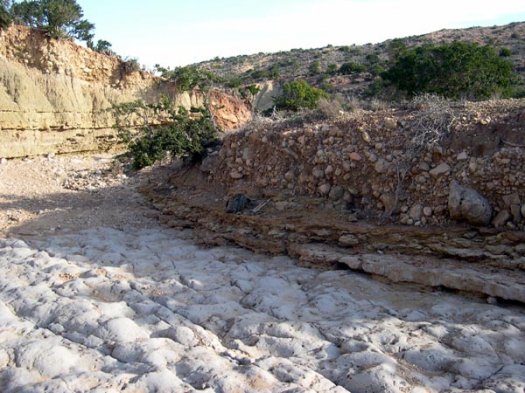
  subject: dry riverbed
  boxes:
[0,155,524,392]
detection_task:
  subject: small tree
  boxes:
[168,66,221,92]
[338,62,366,75]
[268,64,280,79]
[308,60,321,75]
[274,79,328,111]
[382,42,517,99]
[499,47,512,57]
[240,84,260,99]
[88,39,114,55]
[11,0,94,41]
[326,63,338,75]
[114,99,218,170]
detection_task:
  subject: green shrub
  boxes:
[338,62,366,75]
[365,53,380,64]
[115,99,218,169]
[499,47,512,57]
[11,0,94,41]
[246,84,260,95]
[371,64,385,76]
[326,63,338,75]
[382,41,517,99]
[88,39,114,55]
[225,76,242,89]
[274,79,328,111]
[250,68,268,80]
[308,60,321,75]
[339,45,360,55]
[156,65,221,91]
[241,84,260,98]
[172,66,214,91]
[268,64,280,79]
[387,39,407,60]
[121,57,141,73]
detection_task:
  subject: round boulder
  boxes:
[448,181,492,226]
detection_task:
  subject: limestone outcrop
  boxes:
[0,25,251,158]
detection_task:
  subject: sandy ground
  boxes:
[0,155,524,392]
[0,154,158,237]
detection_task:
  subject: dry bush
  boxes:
[383,94,458,220]
[345,96,363,111]
[317,97,343,120]
[407,94,457,153]
[246,113,276,130]
[367,98,389,111]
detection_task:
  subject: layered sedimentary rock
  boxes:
[0,25,250,157]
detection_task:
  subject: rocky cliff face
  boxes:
[0,25,251,158]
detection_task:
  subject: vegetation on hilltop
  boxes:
[105,22,524,170]
[87,39,114,55]
[382,42,516,99]
[154,65,223,92]
[154,64,271,100]
[1,0,116,56]
[193,22,525,102]
[9,0,94,40]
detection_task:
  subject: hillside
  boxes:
[195,21,525,98]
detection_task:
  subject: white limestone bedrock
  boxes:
[0,228,523,392]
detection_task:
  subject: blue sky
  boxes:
[78,0,525,68]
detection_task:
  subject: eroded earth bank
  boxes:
[0,148,524,392]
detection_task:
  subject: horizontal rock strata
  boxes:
[0,25,250,158]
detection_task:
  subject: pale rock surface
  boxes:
[423,206,433,217]
[493,210,511,227]
[338,234,359,247]
[429,163,451,177]
[457,151,469,160]
[409,204,423,221]
[319,183,331,195]
[252,80,282,112]
[0,227,524,392]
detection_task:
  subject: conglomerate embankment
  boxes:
[144,98,525,303]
